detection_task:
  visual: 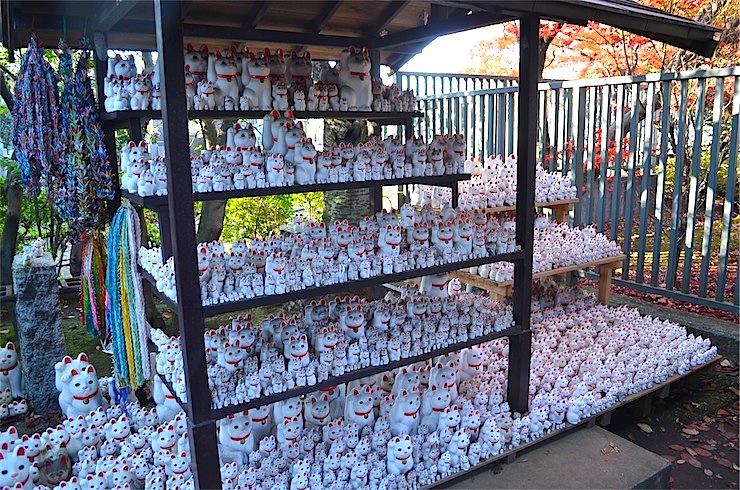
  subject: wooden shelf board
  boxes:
[451,254,626,290]
[481,198,579,214]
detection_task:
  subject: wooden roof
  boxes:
[1,0,719,68]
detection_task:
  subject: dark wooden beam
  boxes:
[93,0,139,31]
[153,0,221,487]
[250,1,271,29]
[313,0,342,34]
[181,0,194,19]
[370,11,512,49]
[508,12,539,415]
[1,0,12,58]
[366,0,408,36]
[183,23,359,47]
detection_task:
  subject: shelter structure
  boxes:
[1,1,719,488]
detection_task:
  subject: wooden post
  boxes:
[153,1,221,488]
[508,12,539,414]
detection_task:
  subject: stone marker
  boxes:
[12,250,66,413]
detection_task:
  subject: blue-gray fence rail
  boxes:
[399,68,739,313]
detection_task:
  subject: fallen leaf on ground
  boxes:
[717,458,733,469]
[733,463,740,471]
[662,455,676,462]
[730,387,740,396]
[688,458,702,468]
[721,359,732,367]
[162,311,173,319]
[669,444,685,452]
[694,448,712,457]
[686,448,697,456]
[718,409,730,417]
[704,469,713,477]
[637,423,653,433]
[676,459,686,465]
[682,427,700,436]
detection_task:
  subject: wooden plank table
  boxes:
[481,198,578,223]
[425,355,720,489]
[423,198,577,223]
[451,254,626,304]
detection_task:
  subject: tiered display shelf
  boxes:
[101,5,537,486]
[93,3,537,488]
[451,254,626,303]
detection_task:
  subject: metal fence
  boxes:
[399,68,739,313]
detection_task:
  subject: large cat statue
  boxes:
[58,365,107,419]
[338,46,372,111]
[0,342,22,398]
[207,50,241,110]
[184,43,209,82]
[241,51,272,111]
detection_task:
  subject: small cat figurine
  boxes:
[0,444,33,489]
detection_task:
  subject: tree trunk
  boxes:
[134,206,164,329]
[195,120,228,243]
[0,171,22,285]
[69,241,83,277]
[322,119,372,224]
[196,200,227,243]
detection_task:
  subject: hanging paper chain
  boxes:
[105,202,150,389]
[81,230,108,340]
[56,44,115,239]
[11,36,60,199]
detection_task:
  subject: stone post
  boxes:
[12,252,66,413]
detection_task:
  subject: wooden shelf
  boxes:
[121,174,471,209]
[480,198,579,214]
[450,254,626,303]
[425,355,720,489]
[211,326,520,419]
[101,109,423,127]
[140,250,525,317]
[475,198,577,223]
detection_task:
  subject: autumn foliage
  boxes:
[464,0,740,78]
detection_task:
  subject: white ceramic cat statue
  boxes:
[0,342,22,398]
[0,444,33,489]
[58,364,106,419]
[338,46,372,111]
